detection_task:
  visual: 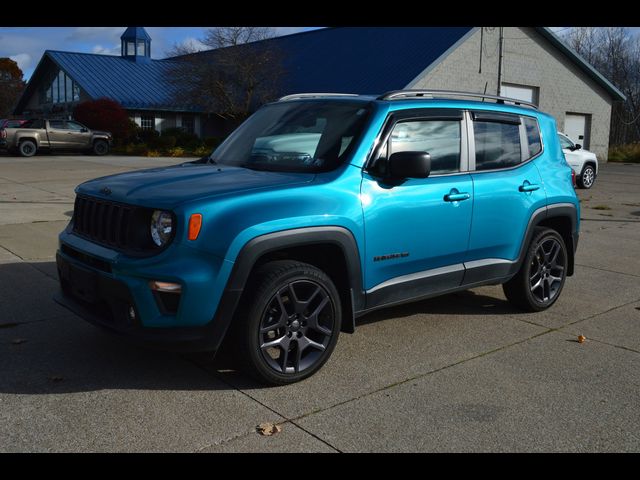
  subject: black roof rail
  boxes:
[377,89,538,110]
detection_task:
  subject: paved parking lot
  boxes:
[1,154,639,452]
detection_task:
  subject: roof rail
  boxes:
[378,89,538,110]
[278,93,360,101]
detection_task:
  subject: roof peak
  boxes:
[121,26,151,41]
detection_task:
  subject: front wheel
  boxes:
[503,228,568,312]
[93,139,109,156]
[234,260,342,385]
[577,164,596,189]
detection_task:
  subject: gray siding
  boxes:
[410,27,613,161]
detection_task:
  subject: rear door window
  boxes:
[472,112,522,171]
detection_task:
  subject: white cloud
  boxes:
[66,27,124,41]
[92,44,120,55]
[10,53,32,73]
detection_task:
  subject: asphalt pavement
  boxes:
[0,154,639,452]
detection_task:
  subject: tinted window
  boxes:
[211,101,371,173]
[558,134,574,150]
[388,120,460,175]
[49,120,65,129]
[523,117,542,157]
[474,120,521,171]
[20,119,44,129]
[66,121,85,131]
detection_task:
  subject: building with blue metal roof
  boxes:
[14,26,625,160]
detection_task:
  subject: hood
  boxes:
[76,163,315,209]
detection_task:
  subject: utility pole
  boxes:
[497,26,504,96]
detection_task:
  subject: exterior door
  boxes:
[361,109,473,306]
[465,111,547,277]
[46,120,67,148]
[564,113,590,149]
[65,121,92,148]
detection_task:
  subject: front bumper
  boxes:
[55,228,236,352]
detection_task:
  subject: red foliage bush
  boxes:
[73,98,134,142]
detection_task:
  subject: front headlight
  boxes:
[150,210,173,247]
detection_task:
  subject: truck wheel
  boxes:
[18,140,37,157]
[577,164,596,189]
[234,260,342,385]
[93,140,109,156]
[503,227,568,312]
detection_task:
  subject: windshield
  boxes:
[210,100,372,173]
[558,134,574,149]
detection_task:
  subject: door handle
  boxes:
[519,183,540,192]
[444,192,471,202]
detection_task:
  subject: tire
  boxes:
[577,164,596,189]
[503,227,568,312]
[93,139,109,156]
[233,260,342,385]
[18,140,37,157]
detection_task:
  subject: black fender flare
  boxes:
[208,226,364,351]
[513,203,578,278]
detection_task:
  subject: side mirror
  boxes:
[81,128,88,133]
[388,151,431,179]
[573,144,582,150]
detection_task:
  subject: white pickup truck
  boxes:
[0,119,112,157]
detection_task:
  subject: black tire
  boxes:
[18,140,37,157]
[503,227,568,312]
[93,139,109,156]
[233,260,342,385]
[577,164,596,189]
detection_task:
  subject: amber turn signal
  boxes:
[188,214,202,241]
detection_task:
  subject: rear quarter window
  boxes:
[523,116,542,158]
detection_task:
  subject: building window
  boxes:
[127,41,136,56]
[40,69,79,105]
[140,115,155,130]
[500,83,539,106]
[137,40,146,56]
[182,116,195,134]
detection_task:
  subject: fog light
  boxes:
[149,281,182,293]
[128,306,136,321]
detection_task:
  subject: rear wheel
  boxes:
[503,228,568,312]
[93,139,109,156]
[577,164,596,189]
[234,260,341,385]
[18,140,36,157]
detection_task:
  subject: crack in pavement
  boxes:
[575,263,640,279]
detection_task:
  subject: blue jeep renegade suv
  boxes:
[55,90,580,385]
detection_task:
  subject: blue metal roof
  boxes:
[188,27,474,96]
[19,51,197,112]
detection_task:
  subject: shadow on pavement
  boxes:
[0,261,521,395]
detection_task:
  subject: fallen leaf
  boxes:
[11,338,27,345]
[49,375,64,382]
[256,422,282,436]
[577,335,586,344]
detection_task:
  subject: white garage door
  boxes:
[564,113,590,149]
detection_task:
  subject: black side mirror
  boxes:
[81,128,88,133]
[388,151,431,179]
[573,144,582,150]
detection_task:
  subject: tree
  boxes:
[73,98,135,143]
[0,58,26,118]
[167,27,285,127]
[564,27,640,146]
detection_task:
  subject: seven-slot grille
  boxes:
[73,195,132,248]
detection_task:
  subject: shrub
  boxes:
[203,136,223,149]
[150,135,176,150]
[608,144,640,163]
[73,98,134,142]
[161,127,200,148]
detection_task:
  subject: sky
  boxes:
[0,27,317,81]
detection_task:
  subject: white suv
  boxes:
[558,132,598,189]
